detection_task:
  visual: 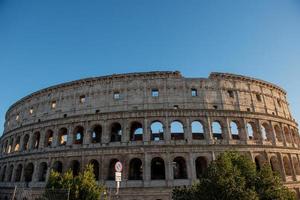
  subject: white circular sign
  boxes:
[115,161,123,172]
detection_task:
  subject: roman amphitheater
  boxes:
[0,71,300,200]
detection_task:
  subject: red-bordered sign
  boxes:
[115,161,123,172]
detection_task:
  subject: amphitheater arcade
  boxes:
[0,71,300,199]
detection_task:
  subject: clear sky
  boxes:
[0,0,300,135]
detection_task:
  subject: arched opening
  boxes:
[151,157,165,180]
[14,164,23,182]
[261,123,272,141]
[23,134,30,150]
[38,162,48,182]
[130,122,143,141]
[212,121,223,140]
[24,163,34,182]
[255,155,265,171]
[7,165,13,182]
[247,122,259,140]
[89,159,100,180]
[32,131,41,149]
[3,140,8,153]
[91,125,102,143]
[171,121,184,140]
[291,129,299,146]
[107,159,119,180]
[173,157,187,179]
[195,156,208,179]
[270,156,281,176]
[69,160,80,176]
[292,157,300,176]
[0,165,6,181]
[274,125,283,142]
[284,127,292,144]
[8,138,13,153]
[14,136,20,151]
[150,121,164,141]
[73,126,84,145]
[58,128,68,146]
[283,156,292,176]
[45,129,53,147]
[110,123,122,142]
[230,121,240,140]
[52,161,63,173]
[191,121,204,140]
[129,158,143,180]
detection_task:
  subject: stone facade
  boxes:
[0,71,299,199]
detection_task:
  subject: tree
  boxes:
[172,151,296,200]
[43,164,106,200]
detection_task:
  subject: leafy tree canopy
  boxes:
[173,151,296,200]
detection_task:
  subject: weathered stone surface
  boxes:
[0,71,300,200]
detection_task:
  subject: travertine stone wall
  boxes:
[0,71,299,200]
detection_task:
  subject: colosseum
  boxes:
[0,71,300,200]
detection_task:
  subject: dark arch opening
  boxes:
[7,165,14,182]
[0,165,6,181]
[195,156,208,178]
[45,129,53,147]
[110,123,122,142]
[14,164,23,182]
[89,159,100,181]
[107,159,119,180]
[151,157,165,180]
[91,125,102,143]
[173,157,187,179]
[24,163,34,182]
[52,161,63,173]
[73,126,84,145]
[23,134,30,150]
[32,132,40,149]
[58,128,68,146]
[130,122,143,141]
[129,158,143,180]
[38,162,48,182]
[69,160,80,176]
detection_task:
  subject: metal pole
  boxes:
[11,185,17,200]
[67,187,70,200]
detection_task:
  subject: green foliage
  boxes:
[44,164,106,200]
[172,151,296,200]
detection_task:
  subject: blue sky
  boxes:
[0,0,300,135]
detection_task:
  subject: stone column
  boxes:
[52,126,59,147]
[278,154,287,182]
[67,125,73,146]
[185,118,192,144]
[280,123,288,146]
[102,120,110,145]
[224,118,232,141]
[144,153,151,186]
[39,128,46,149]
[205,116,213,143]
[289,154,297,181]
[121,119,129,144]
[143,118,150,144]
[188,152,195,184]
[270,122,277,145]
[240,119,248,141]
[83,122,91,146]
[165,119,171,144]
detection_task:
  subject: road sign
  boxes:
[115,172,122,182]
[115,161,123,172]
